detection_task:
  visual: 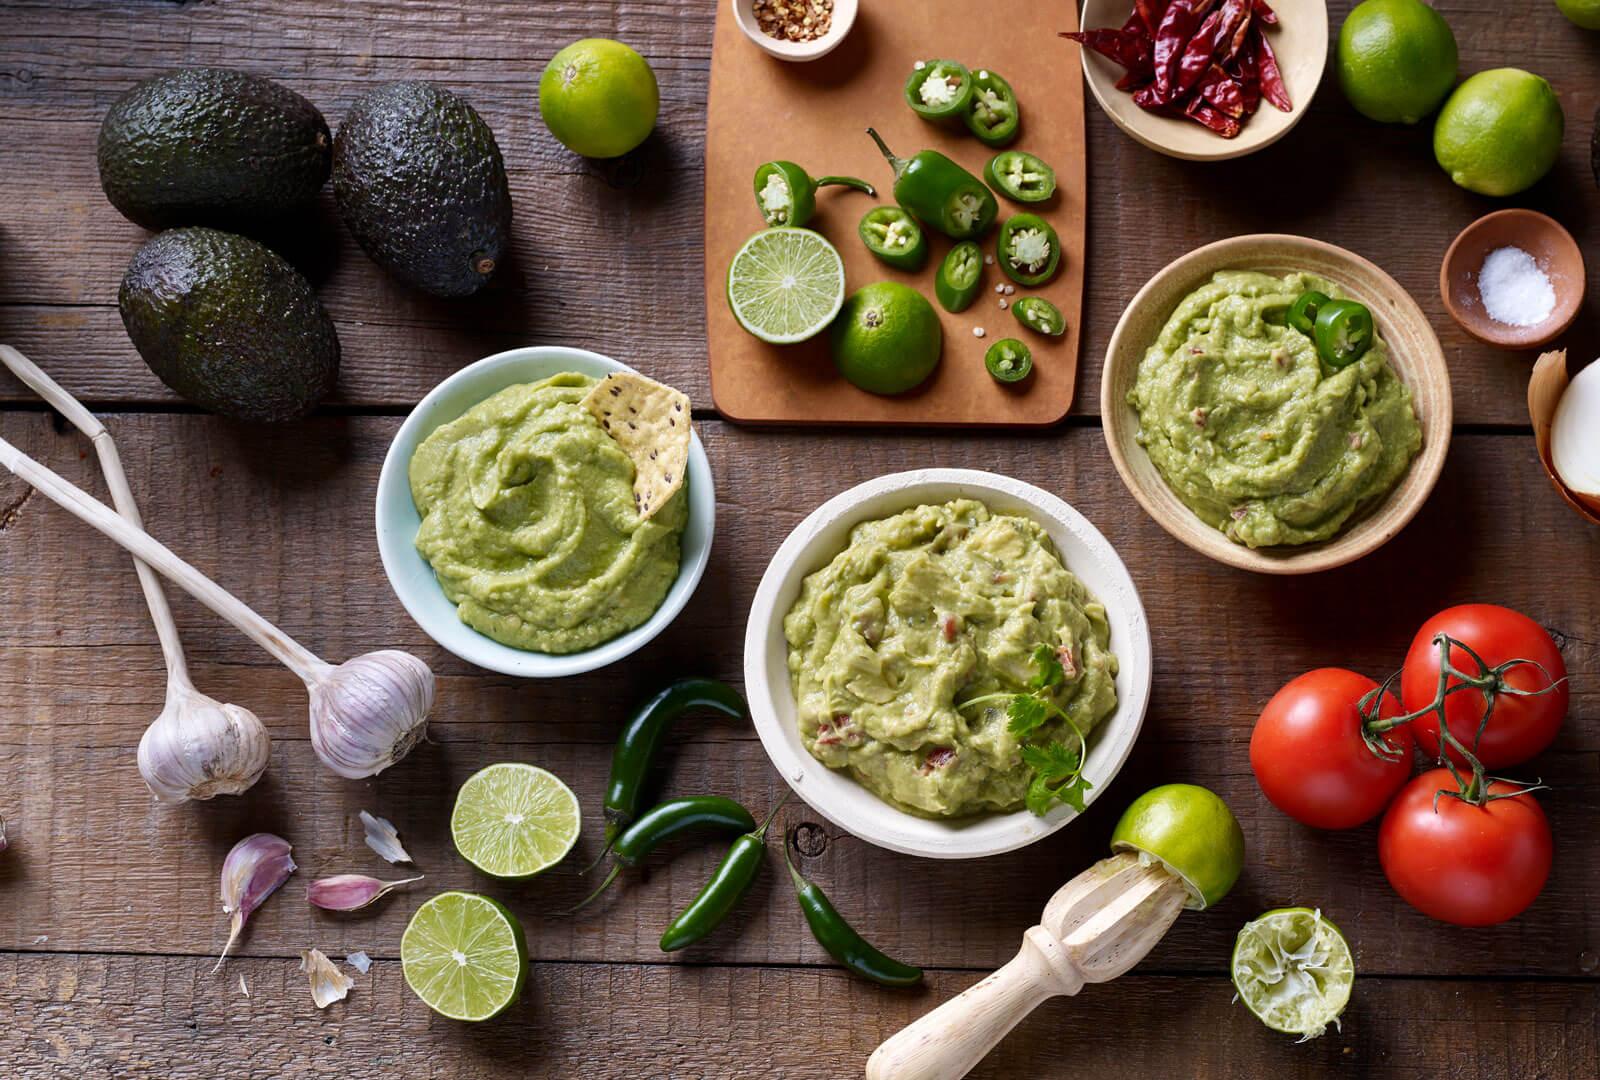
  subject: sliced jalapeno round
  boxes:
[985,338,1033,383]
[935,241,983,312]
[965,68,1020,147]
[1287,290,1331,338]
[858,206,929,271]
[996,213,1060,287]
[1313,299,1375,368]
[983,151,1056,203]
[904,59,973,122]
[1012,296,1065,337]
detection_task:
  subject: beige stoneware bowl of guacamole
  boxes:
[1102,234,1452,575]
[744,469,1151,859]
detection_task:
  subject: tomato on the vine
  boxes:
[1378,768,1552,927]
[1402,605,1568,769]
[1249,669,1413,829]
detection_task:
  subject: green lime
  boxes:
[402,891,528,1021]
[829,282,942,395]
[450,763,580,879]
[1557,0,1600,29]
[727,227,846,345]
[1231,908,1354,1040]
[1434,68,1565,196]
[538,39,659,158]
[1110,783,1244,910]
[1336,0,1458,125]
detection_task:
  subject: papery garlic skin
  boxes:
[300,948,354,1008]
[309,650,434,779]
[306,873,423,911]
[0,814,7,854]
[137,684,271,803]
[214,832,295,972]
[359,809,414,864]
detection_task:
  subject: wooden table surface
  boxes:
[2,1,1597,1077]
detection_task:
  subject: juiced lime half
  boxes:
[401,891,528,1021]
[727,227,846,345]
[1231,908,1354,1040]
[450,763,580,879]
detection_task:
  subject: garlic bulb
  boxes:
[1551,357,1600,504]
[309,651,434,779]
[214,832,296,972]
[306,873,424,911]
[138,682,271,803]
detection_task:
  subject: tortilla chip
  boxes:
[581,371,692,522]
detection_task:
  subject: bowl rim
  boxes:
[374,345,715,678]
[1439,208,1586,350]
[730,0,858,61]
[743,467,1152,859]
[1101,232,1453,575]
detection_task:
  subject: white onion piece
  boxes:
[1551,359,1600,498]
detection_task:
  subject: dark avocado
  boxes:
[119,227,340,422]
[332,81,512,297]
[98,68,331,232]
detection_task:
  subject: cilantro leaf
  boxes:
[1020,742,1092,817]
[1005,694,1050,738]
[1026,643,1063,692]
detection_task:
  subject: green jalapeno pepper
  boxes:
[1287,290,1330,337]
[996,213,1060,287]
[1312,299,1375,368]
[865,128,998,241]
[858,206,929,271]
[983,151,1056,203]
[752,160,875,229]
[659,793,790,952]
[783,828,924,987]
[935,241,983,312]
[904,59,973,122]
[985,338,1033,383]
[569,796,757,912]
[1012,296,1065,337]
[965,68,1020,147]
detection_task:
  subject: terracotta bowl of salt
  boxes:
[1440,209,1585,350]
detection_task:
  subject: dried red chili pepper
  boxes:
[1177,8,1228,93]
[1252,0,1278,25]
[1136,0,1168,36]
[1063,28,1154,75]
[1198,65,1247,119]
[1184,94,1241,137]
[1252,20,1292,111]
[1235,35,1262,115]
[1153,0,1216,96]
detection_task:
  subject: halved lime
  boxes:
[727,227,846,345]
[1110,783,1245,910]
[1231,908,1354,1040]
[450,763,580,879]
[402,891,528,1021]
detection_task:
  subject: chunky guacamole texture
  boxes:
[1129,271,1423,548]
[783,500,1118,818]
[409,372,687,654]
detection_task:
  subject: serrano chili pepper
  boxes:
[904,59,974,122]
[783,829,924,987]
[752,161,875,228]
[865,128,998,241]
[965,69,1020,148]
[935,241,983,313]
[571,795,757,912]
[659,793,790,952]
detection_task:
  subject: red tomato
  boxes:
[1250,668,1414,829]
[1402,605,1568,769]
[1378,769,1552,927]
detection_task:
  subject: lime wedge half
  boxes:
[451,763,580,879]
[401,891,528,1021]
[727,226,846,344]
[1231,908,1354,1040]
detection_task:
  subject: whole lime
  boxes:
[538,39,659,158]
[1336,0,1458,125]
[829,282,941,395]
[1557,0,1600,29]
[1110,783,1245,910]
[1435,68,1565,196]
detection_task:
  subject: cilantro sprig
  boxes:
[959,643,1091,817]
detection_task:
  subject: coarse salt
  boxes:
[973,327,985,338]
[1477,246,1555,328]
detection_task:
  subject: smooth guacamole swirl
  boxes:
[409,372,687,654]
[1129,270,1423,548]
[783,499,1118,818]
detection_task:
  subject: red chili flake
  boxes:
[1192,407,1209,428]
[1231,505,1250,520]
[1057,646,1078,679]
[1252,21,1292,111]
[921,747,956,773]
[816,723,839,747]
[992,571,1010,584]
[834,713,853,727]
[941,614,961,641]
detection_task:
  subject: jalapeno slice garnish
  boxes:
[866,128,998,241]
[904,59,974,122]
[1312,299,1376,368]
[1287,290,1331,338]
[996,213,1060,287]
[985,338,1033,383]
[1012,296,1065,337]
[752,161,875,229]
[858,206,929,271]
[935,241,983,313]
[983,151,1056,203]
[965,68,1020,147]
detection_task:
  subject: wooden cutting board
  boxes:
[704,0,1087,427]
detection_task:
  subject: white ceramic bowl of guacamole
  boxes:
[744,469,1151,859]
[376,346,714,678]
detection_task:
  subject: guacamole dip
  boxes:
[1130,271,1422,549]
[409,372,687,654]
[783,499,1118,818]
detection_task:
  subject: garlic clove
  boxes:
[359,809,415,865]
[309,650,434,779]
[300,948,354,1009]
[214,833,295,973]
[306,873,424,912]
[138,685,271,803]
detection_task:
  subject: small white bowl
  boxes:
[375,346,715,679]
[731,0,858,62]
[744,469,1152,860]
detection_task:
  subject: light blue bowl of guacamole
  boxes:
[376,346,714,678]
